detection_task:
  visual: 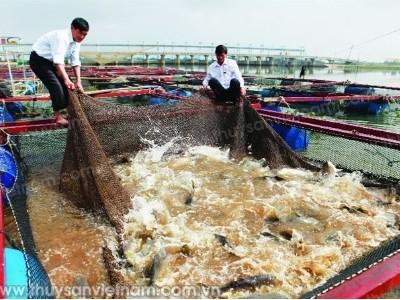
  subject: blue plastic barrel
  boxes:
[260,104,310,151]
[367,102,389,114]
[0,147,17,189]
[149,96,168,106]
[6,102,24,115]
[260,88,279,97]
[260,103,282,111]
[0,106,14,123]
[282,126,310,151]
[168,89,192,97]
[5,248,28,299]
[149,97,179,106]
[345,101,388,115]
[344,85,375,95]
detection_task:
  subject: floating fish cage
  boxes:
[0,90,399,299]
[259,80,400,116]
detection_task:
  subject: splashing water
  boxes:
[111,141,400,298]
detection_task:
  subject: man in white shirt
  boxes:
[29,18,89,125]
[202,45,246,103]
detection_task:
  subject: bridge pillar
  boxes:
[266,57,273,66]
[309,58,315,67]
[176,54,180,67]
[287,57,295,67]
[256,56,262,67]
[244,56,249,66]
[204,54,209,66]
[96,54,103,66]
[190,55,195,65]
[130,54,135,65]
[145,54,149,66]
[160,54,165,67]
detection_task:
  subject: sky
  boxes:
[3,0,400,62]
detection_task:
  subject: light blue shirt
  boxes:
[32,28,81,66]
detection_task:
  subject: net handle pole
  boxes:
[5,51,16,97]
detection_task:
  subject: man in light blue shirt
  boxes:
[202,45,246,103]
[29,18,89,125]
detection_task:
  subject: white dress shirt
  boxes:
[32,28,81,66]
[203,58,245,89]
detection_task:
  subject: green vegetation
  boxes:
[337,62,400,71]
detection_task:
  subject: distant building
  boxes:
[0,37,21,45]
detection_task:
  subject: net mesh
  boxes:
[60,92,315,232]
[6,135,55,298]
[303,132,400,181]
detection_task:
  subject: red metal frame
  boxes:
[0,88,185,103]
[0,88,155,102]
[0,119,66,134]
[318,252,400,299]
[262,95,400,103]
[258,109,400,150]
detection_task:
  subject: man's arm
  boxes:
[232,61,246,96]
[51,32,75,90]
[70,43,83,92]
[202,65,212,89]
[55,64,75,90]
[72,65,84,92]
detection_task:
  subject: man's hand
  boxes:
[200,84,209,95]
[76,81,84,93]
[240,87,246,96]
[64,78,75,90]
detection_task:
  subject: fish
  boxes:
[384,212,400,229]
[185,180,196,206]
[220,275,275,293]
[260,231,280,241]
[117,245,133,268]
[255,175,285,182]
[275,168,313,181]
[214,234,243,256]
[321,161,337,176]
[145,252,164,286]
[113,154,131,164]
[215,234,230,247]
[340,204,369,215]
[264,211,280,224]
[184,193,193,205]
[278,229,293,241]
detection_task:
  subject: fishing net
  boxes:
[56,91,317,295]
[60,92,315,232]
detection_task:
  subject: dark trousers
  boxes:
[29,51,69,111]
[209,78,241,103]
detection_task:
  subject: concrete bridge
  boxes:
[2,43,351,67]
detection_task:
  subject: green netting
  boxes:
[302,132,400,181]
